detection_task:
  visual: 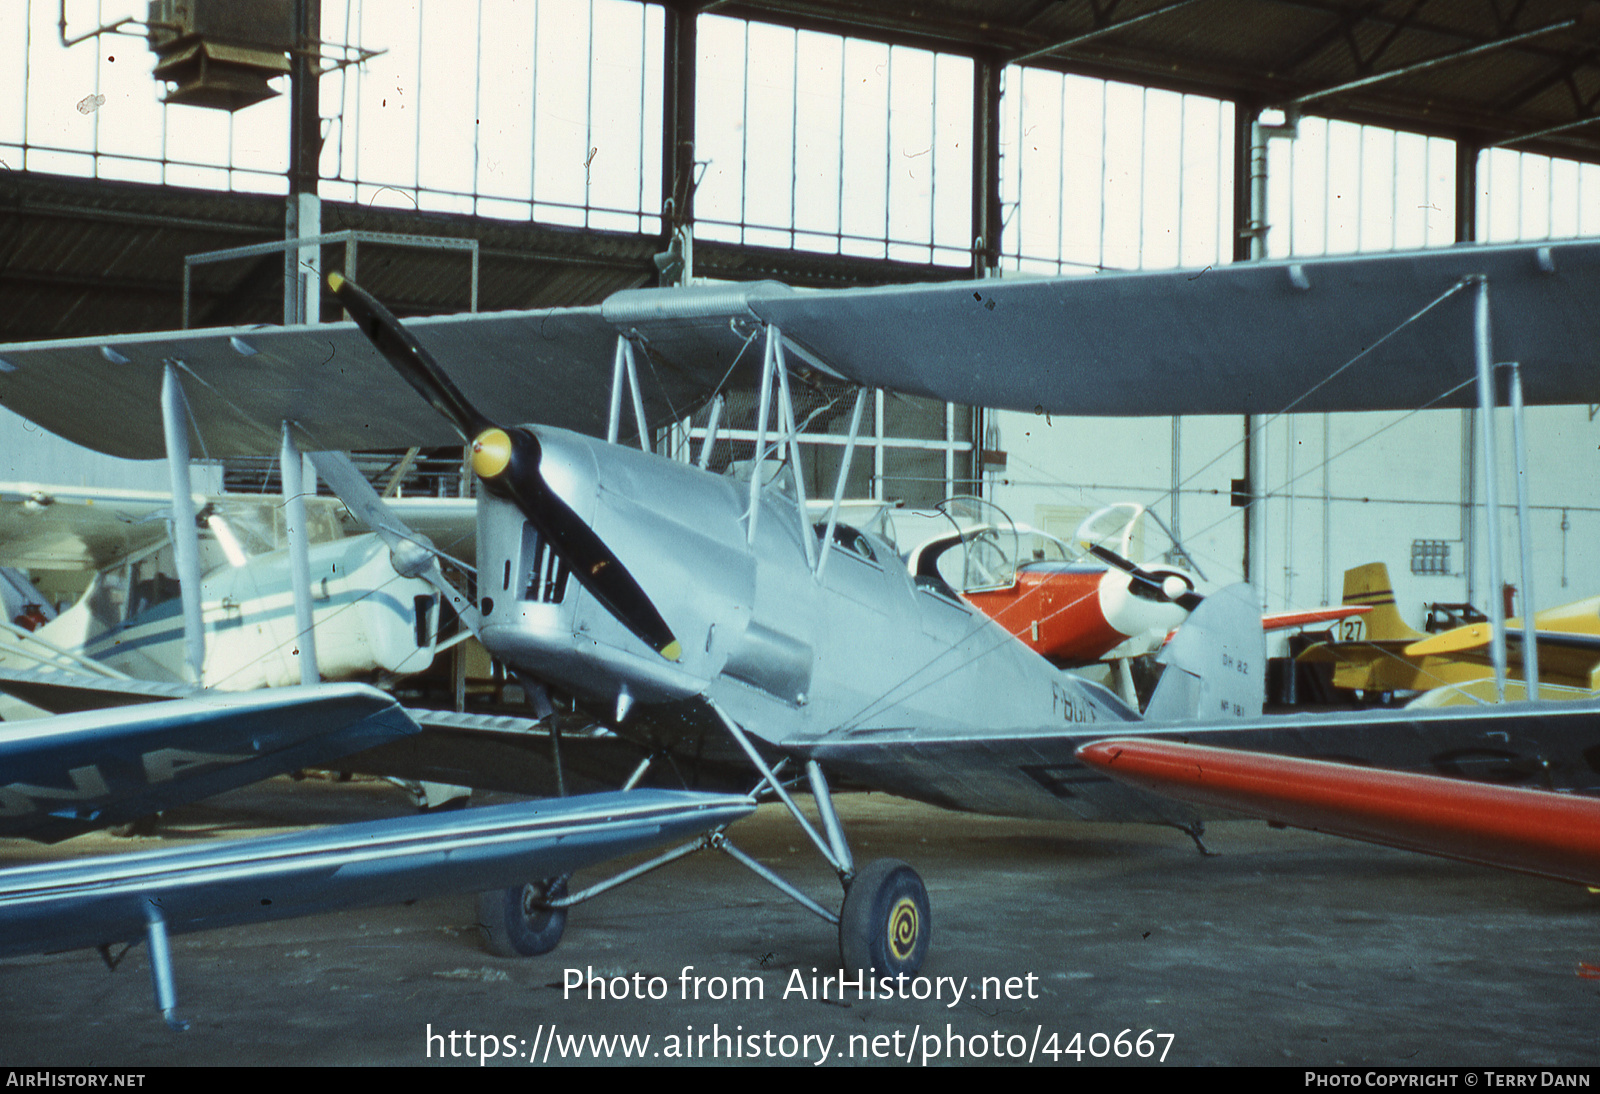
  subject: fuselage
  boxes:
[36,534,439,689]
[471,426,1134,751]
[962,561,1193,665]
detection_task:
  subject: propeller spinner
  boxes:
[328,272,682,662]
[1083,543,1204,613]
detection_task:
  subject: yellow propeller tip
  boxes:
[661,641,682,662]
[328,272,345,292]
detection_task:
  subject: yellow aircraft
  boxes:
[1298,562,1600,704]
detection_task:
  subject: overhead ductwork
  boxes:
[146,0,293,111]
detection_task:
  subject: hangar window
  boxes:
[695,15,972,266]
[1260,117,1456,259]
[322,0,664,230]
[1479,147,1600,243]
[4,0,665,229]
[998,71,1234,274]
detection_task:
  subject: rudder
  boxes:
[1341,562,1422,642]
[1144,583,1265,722]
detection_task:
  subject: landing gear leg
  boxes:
[1175,819,1216,856]
[710,702,931,975]
[472,704,936,976]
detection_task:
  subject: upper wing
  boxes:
[0,307,685,458]
[3,241,1600,457]
[614,239,1600,416]
[0,682,421,841]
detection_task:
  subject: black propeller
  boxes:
[329,272,682,662]
[1083,543,1204,613]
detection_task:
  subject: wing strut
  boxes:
[1471,276,1509,701]
[815,387,870,583]
[746,330,776,545]
[1506,360,1541,695]
[696,394,724,470]
[744,326,816,569]
[1468,278,1545,700]
[143,901,188,1031]
[606,335,652,452]
[159,365,205,684]
[279,425,320,686]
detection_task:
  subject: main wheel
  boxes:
[839,858,929,976]
[477,877,568,957]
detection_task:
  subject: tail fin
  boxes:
[1340,562,1423,642]
[1144,584,1265,722]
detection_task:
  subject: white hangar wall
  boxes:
[988,405,1600,636]
[1254,407,1600,626]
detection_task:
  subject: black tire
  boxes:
[477,877,568,958]
[839,858,930,976]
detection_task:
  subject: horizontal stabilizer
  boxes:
[1261,604,1370,632]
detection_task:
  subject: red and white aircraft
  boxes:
[907,502,1366,668]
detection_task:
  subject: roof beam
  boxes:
[1290,14,1584,107]
[1352,0,1435,75]
[1277,0,1402,77]
[1489,43,1600,111]
[1007,0,1206,67]
[1492,107,1600,147]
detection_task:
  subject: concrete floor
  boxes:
[1,774,1597,1068]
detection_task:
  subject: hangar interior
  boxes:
[11,4,1600,1066]
[5,0,1600,659]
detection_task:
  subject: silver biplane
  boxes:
[3,240,1600,991]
